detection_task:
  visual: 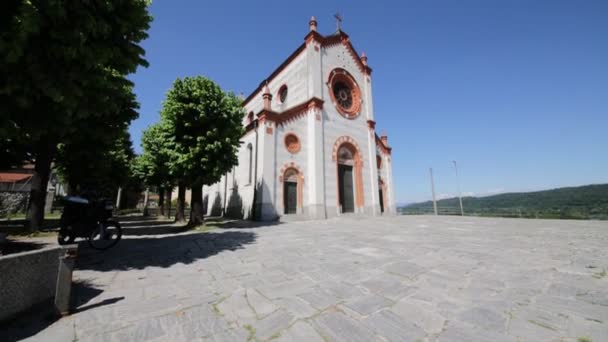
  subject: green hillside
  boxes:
[400,184,608,220]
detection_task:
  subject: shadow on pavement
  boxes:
[0,280,117,342]
[76,230,257,271]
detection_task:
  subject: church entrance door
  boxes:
[339,164,354,213]
[379,188,384,213]
[284,181,297,214]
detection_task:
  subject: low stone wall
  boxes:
[0,245,65,322]
[0,191,29,217]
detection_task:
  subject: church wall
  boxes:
[202,131,256,219]
[203,31,394,221]
[320,44,378,217]
[242,51,308,124]
[274,115,309,216]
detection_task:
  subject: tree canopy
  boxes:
[0,0,152,229]
[160,76,245,223]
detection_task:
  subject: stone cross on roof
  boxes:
[334,12,342,32]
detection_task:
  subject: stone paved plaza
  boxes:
[5,215,608,341]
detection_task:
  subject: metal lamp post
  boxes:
[453,160,464,216]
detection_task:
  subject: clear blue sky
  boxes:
[129,0,608,204]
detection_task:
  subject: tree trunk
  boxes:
[26,143,55,231]
[158,187,165,216]
[190,183,204,225]
[166,188,172,219]
[142,188,149,216]
[115,187,123,210]
[175,182,186,223]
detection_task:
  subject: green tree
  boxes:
[135,122,175,216]
[0,0,151,230]
[56,128,137,198]
[161,76,245,224]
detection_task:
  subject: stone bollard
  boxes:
[54,245,78,316]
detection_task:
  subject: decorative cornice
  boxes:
[375,133,392,155]
[255,97,324,126]
[243,30,370,106]
[243,44,306,106]
[367,120,376,129]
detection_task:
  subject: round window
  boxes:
[285,133,300,154]
[278,85,288,103]
[328,69,361,119]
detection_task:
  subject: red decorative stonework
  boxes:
[367,120,376,129]
[284,133,301,154]
[328,68,361,119]
[375,133,392,155]
[277,84,288,104]
[243,30,370,107]
[332,136,362,163]
[279,162,305,210]
[252,97,323,129]
[266,126,273,135]
[332,136,365,208]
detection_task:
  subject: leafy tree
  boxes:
[0,0,151,230]
[56,128,137,198]
[161,76,245,224]
[135,122,175,216]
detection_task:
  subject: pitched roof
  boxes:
[242,30,371,107]
[0,173,33,183]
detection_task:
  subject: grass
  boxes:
[1,212,62,220]
[528,320,557,331]
[592,268,607,279]
[243,324,256,341]
[578,337,592,342]
[191,223,219,233]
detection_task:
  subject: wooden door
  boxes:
[284,181,297,214]
[339,165,354,213]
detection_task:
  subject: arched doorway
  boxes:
[378,178,387,213]
[283,168,298,214]
[333,137,364,213]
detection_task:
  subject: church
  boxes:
[203,16,395,221]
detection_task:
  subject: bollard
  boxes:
[55,245,78,316]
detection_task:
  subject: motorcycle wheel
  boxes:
[88,220,122,250]
[57,230,76,245]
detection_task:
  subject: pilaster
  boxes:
[254,113,278,221]
[366,121,380,215]
[307,101,326,219]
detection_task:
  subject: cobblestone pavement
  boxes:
[9,216,608,341]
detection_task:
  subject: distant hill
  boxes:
[400,184,608,220]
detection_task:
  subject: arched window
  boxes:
[278,84,288,103]
[247,143,253,184]
[247,111,254,123]
[337,146,354,165]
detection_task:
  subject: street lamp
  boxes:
[452,160,464,216]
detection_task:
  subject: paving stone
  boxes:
[311,311,377,342]
[246,288,278,317]
[362,309,426,341]
[456,307,507,332]
[384,261,426,279]
[6,216,607,342]
[275,296,319,319]
[251,309,295,341]
[344,294,392,316]
[277,320,324,342]
[392,297,446,334]
[438,321,514,342]
[297,288,341,310]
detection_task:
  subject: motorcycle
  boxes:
[57,196,122,250]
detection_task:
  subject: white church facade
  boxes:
[203,17,395,221]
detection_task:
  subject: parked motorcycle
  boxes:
[58,196,122,250]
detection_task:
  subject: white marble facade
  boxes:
[203,18,395,221]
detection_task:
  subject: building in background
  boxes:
[203,17,395,220]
